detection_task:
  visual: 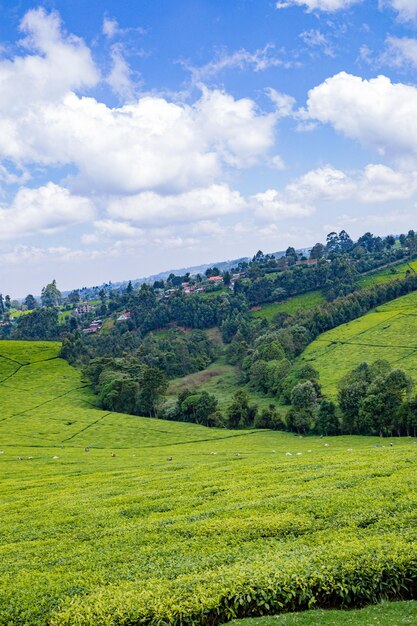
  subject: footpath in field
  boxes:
[300,289,417,397]
[0,341,416,625]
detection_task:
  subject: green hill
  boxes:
[300,289,417,397]
[0,341,416,625]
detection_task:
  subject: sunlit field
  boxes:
[0,341,416,625]
[300,289,417,397]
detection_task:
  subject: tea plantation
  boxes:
[1,341,417,625]
[300,289,417,397]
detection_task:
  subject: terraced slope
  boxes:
[0,341,416,625]
[300,290,417,397]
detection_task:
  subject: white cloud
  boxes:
[358,163,417,202]
[0,8,99,115]
[185,44,283,82]
[107,184,247,225]
[380,0,417,22]
[276,0,361,12]
[102,17,119,38]
[305,72,417,164]
[300,29,335,57]
[286,165,356,202]
[0,183,94,239]
[381,36,417,69]
[106,44,137,101]
[190,220,224,236]
[271,154,286,170]
[92,219,144,239]
[0,86,276,194]
[284,163,417,205]
[251,188,314,220]
[267,89,296,118]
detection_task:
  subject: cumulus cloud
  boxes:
[276,0,361,12]
[286,165,356,202]
[0,183,94,239]
[0,8,99,114]
[0,86,276,194]
[305,72,417,163]
[251,189,314,221]
[107,184,247,225]
[284,164,417,205]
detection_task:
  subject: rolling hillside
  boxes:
[300,289,417,397]
[0,341,416,625]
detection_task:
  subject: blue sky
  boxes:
[1,0,417,295]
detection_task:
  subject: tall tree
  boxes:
[41,280,61,307]
[24,294,37,310]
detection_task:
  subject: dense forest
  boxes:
[4,228,417,436]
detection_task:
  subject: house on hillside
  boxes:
[207,276,223,284]
[295,259,318,267]
[117,312,131,322]
[73,302,93,315]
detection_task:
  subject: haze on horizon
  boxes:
[1,0,417,296]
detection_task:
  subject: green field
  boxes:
[357,258,417,289]
[1,341,417,625]
[300,289,417,397]
[252,291,325,320]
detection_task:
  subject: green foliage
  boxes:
[338,361,413,436]
[13,307,60,340]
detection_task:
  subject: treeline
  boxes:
[282,359,417,437]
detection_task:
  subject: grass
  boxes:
[252,291,325,320]
[299,288,417,397]
[167,356,282,413]
[0,340,416,625]
[226,600,417,625]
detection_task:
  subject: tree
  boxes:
[180,391,218,426]
[227,390,257,428]
[385,235,395,249]
[24,294,37,310]
[4,295,11,310]
[223,271,231,286]
[310,243,325,260]
[291,380,317,411]
[137,367,168,417]
[316,399,338,436]
[41,280,61,307]
[285,247,297,265]
[67,290,80,305]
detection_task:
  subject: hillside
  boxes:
[0,341,417,625]
[300,289,417,398]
